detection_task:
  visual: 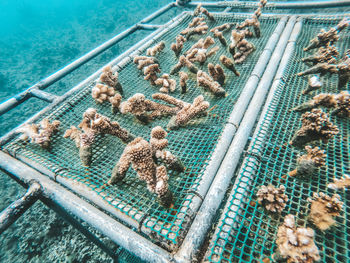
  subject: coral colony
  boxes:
[108,126,184,208]
[256,184,288,213]
[64,108,134,166]
[17,119,60,149]
[146,41,165,57]
[328,174,350,190]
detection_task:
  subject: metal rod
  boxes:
[138,24,164,30]
[204,17,303,260]
[0,180,41,234]
[0,11,189,147]
[175,16,298,263]
[0,151,172,263]
[30,89,58,102]
[0,2,177,117]
[183,16,288,231]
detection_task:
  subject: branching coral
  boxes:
[181,17,208,40]
[229,30,255,63]
[219,55,240,76]
[197,70,226,97]
[170,55,199,75]
[119,93,179,123]
[304,18,349,52]
[210,23,234,46]
[256,184,288,213]
[155,74,177,93]
[208,63,226,85]
[18,119,60,149]
[292,91,349,117]
[99,65,123,95]
[179,71,189,93]
[108,126,184,208]
[274,214,320,263]
[167,95,210,130]
[308,192,343,231]
[236,15,261,38]
[133,56,161,85]
[185,36,218,65]
[63,108,134,166]
[290,109,339,147]
[91,84,122,113]
[302,45,339,65]
[328,174,350,190]
[171,35,187,57]
[301,75,323,95]
[193,3,215,21]
[146,41,165,56]
[288,146,326,179]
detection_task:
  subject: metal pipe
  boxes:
[0,151,172,263]
[204,18,303,260]
[0,180,42,234]
[138,24,163,30]
[0,11,189,147]
[0,2,178,117]
[30,89,58,102]
[175,16,298,263]
[183,16,288,230]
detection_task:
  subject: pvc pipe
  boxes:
[175,16,298,263]
[140,2,175,24]
[0,151,172,263]
[204,18,303,260]
[0,180,41,234]
[0,11,188,147]
[183,16,288,230]
[30,89,58,102]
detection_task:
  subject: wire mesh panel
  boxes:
[205,16,349,262]
[2,13,280,250]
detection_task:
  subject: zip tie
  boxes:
[53,167,68,182]
[138,213,150,232]
[187,189,204,201]
[244,150,263,163]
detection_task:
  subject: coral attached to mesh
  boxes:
[197,70,226,97]
[328,174,350,190]
[256,184,288,213]
[193,3,215,21]
[208,63,226,85]
[146,41,165,57]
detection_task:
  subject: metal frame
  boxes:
[0,1,348,263]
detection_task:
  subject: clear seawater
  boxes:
[0,1,173,262]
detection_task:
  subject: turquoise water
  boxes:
[0,1,172,262]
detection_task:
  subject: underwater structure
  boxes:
[0,0,349,262]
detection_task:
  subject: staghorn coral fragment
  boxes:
[328,174,350,190]
[236,15,261,38]
[290,109,339,147]
[119,93,179,124]
[301,75,323,95]
[288,146,326,179]
[171,35,186,57]
[193,4,215,21]
[256,184,288,213]
[91,84,122,113]
[208,63,226,85]
[331,91,350,117]
[179,71,189,93]
[167,95,210,130]
[185,36,217,65]
[170,55,199,75]
[109,126,184,208]
[134,56,158,70]
[211,29,228,46]
[308,192,343,231]
[181,25,208,40]
[146,41,165,56]
[133,56,161,85]
[274,214,320,263]
[18,119,60,149]
[259,0,267,8]
[99,65,123,95]
[302,45,339,65]
[229,30,255,63]
[219,55,240,76]
[155,74,177,93]
[197,70,226,97]
[64,108,134,166]
[304,18,349,52]
[188,17,205,28]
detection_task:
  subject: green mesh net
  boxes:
[2,12,280,250]
[205,16,349,262]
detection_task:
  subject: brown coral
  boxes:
[155,74,177,93]
[63,108,134,166]
[208,63,226,85]
[236,15,261,38]
[274,214,320,263]
[219,55,240,76]
[288,146,326,179]
[170,55,199,75]
[308,192,343,231]
[290,109,339,147]
[133,56,161,85]
[185,36,218,65]
[179,71,189,93]
[229,30,255,63]
[197,70,226,97]
[167,95,210,130]
[91,84,122,113]
[146,41,165,56]
[210,23,234,46]
[18,119,60,149]
[193,3,215,21]
[304,18,349,52]
[328,174,350,190]
[256,184,288,213]
[171,35,186,57]
[99,65,123,95]
[302,45,339,65]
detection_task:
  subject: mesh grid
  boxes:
[2,13,279,250]
[205,17,350,262]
